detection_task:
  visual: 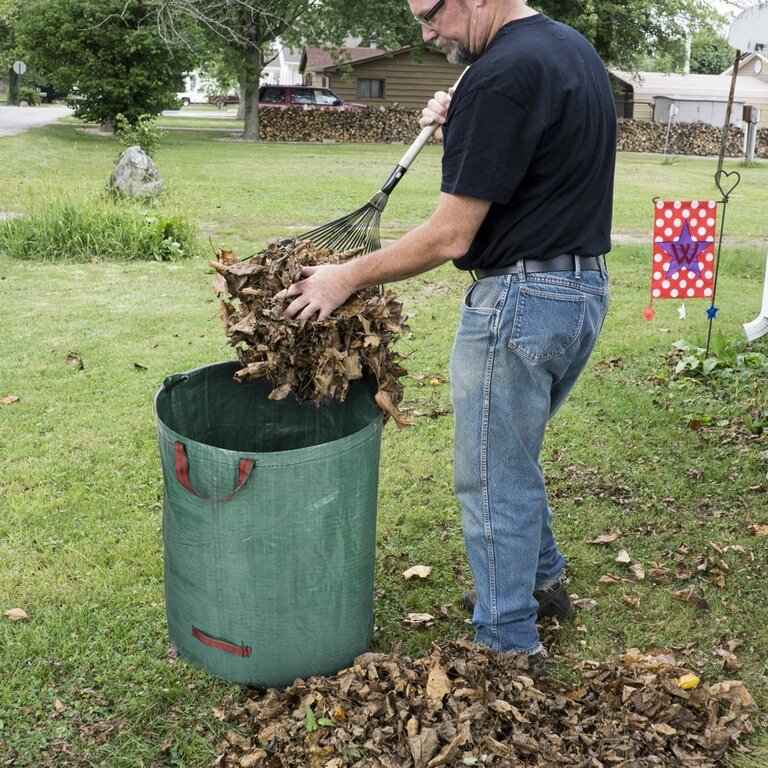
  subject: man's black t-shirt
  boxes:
[441,14,617,270]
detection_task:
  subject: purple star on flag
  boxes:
[658,220,712,279]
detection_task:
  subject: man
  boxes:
[280,0,616,666]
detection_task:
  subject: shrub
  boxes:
[114,113,167,158]
[19,86,41,106]
[0,196,197,262]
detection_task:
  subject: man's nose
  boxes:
[422,25,438,43]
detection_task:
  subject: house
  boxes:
[610,61,768,128]
[300,46,463,109]
[261,46,302,86]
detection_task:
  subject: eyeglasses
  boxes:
[413,0,445,27]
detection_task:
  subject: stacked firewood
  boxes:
[250,108,768,157]
[617,119,746,156]
[259,106,430,144]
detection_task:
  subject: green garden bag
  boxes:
[154,361,383,688]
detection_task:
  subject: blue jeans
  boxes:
[449,259,609,654]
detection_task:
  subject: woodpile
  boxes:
[616,119,747,157]
[259,106,430,145]
[254,107,768,158]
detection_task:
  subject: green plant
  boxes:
[663,334,768,433]
[18,86,41,105]
[114,113,167,158]
[0,196,197,261]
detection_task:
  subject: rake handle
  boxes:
[378,67,469,196]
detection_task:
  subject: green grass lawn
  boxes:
[1,124,767,767]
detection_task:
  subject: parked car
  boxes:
[208,93,240,107]
[259,85,367,109]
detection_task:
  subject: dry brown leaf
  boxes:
[408,726,439,767]
[239,750,267,767]
[403,565,433,580]
[709,680,757,714]
[427,720,471,767]
[375,389,412,427]
[672,586,710,610]
[426,662,452,704]
[622,595,641,607]
[4,608,28,622]
[403,613,435,628]
[53,698,66,713]
[588,533,620,545]
[1,395,20,405]
[572,598,598,610]
[629,562,646,580]
[217,248,240,266]
[746,524,768,537]
[66,352,84,370]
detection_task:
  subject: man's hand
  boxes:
[277,263,356,322]
[419,87,455,140]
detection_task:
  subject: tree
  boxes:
[1,0,19,101]
[690,28,734,74]
[152,0,422,140]
[529,0,721,71]
[16,0,196,129]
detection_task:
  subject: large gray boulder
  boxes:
[109,145,163,198]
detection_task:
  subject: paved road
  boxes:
[0,105,73,137]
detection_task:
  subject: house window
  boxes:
[357,79,385,99]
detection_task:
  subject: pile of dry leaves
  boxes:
[213,641,755,768]
[211,239,409,422]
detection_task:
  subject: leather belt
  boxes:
[474,253,605,279]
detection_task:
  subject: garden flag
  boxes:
[645,200,718,320]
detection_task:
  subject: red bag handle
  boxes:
[174,441,253,502]
[191,626,252,657]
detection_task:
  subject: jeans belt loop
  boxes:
[574,254,582,280]
[516,259,527,283]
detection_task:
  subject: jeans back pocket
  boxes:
[508,285,586,363]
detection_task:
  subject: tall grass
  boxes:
[0,195,198,261]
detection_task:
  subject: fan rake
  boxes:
[296,69,467,255]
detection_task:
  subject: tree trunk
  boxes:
[242,46,263,141]
[8,68,19,106]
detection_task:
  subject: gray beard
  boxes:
[435,38,477,65]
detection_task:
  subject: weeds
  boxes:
[0,196,197,261]
[659,333,768,434]
[114,113,167,158]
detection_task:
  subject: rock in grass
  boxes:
[109,145,163,198]
[212,239,409,423]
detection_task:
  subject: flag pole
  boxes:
[717,49,741,174]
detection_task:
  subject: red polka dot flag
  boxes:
[651,200,717,301]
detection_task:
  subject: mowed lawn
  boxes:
[0,121,767,767]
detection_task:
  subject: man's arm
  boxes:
[280,192,491,321]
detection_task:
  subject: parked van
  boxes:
[259,85,367,109]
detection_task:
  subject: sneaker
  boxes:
[461,580,575,621]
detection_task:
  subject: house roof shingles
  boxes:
[303,47,384,73]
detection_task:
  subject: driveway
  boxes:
[0,105,73,137]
